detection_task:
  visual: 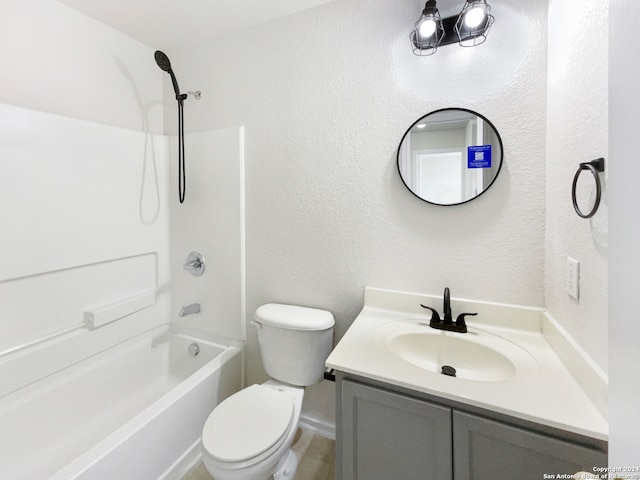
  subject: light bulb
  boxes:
[419,18,437,38]
[464,5,486,28]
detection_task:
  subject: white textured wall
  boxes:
[545,0,609,371]
[0,0,163,133]
[609,0,640,466]
[171,0,548,383]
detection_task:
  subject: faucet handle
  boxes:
[183,252,205,276]
[455,312,477,326]
[420,304,441,323]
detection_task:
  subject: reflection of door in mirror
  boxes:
[415,149,464,204]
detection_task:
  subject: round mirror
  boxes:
[397,108,503,206]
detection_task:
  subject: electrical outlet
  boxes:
[567,257,579,300]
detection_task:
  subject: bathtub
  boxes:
[0,324,242,480]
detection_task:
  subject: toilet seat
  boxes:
[202,384,295,465]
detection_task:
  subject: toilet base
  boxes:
[273,449,298,480]
[203,447,298,480]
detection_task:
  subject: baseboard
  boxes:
[299,415,336,440]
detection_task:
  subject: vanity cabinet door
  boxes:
[340,380,452,480]
[453,411,607,480]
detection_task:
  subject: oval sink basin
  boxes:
[375,321,538,382]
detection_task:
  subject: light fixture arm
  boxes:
[422,0,437,15]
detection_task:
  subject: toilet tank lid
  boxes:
[254,303,334,331]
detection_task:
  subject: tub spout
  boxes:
[179,303,201,317]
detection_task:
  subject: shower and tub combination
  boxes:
[0,323,242,479]
[0,257,243,479]
[0,50,244,479]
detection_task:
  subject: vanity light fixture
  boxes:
[411,0,495,56]
[410,0,445,56]
[455,0,495,46]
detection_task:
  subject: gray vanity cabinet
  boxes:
[337,377,607,480]
[453,411,607,480]
[340,380,453,480]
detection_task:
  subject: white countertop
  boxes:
[326,287,608,441]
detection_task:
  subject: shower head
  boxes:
[154,50,172,72]
[154,50,183,100]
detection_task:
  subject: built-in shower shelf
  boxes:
[85,290,156,329]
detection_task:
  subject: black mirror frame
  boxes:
[397,107,504,206]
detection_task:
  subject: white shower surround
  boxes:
[0,100,245,477]
[0,103,172,353]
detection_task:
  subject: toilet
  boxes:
[201,303,335,480]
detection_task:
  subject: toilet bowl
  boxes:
[201,303,334,480]
[202,380,304,480]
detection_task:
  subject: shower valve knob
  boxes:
[183,251,205,276]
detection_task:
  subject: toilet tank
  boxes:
[254,304,335,386]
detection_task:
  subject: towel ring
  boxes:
[572,158,605,219]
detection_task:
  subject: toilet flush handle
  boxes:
[250,320,262,329]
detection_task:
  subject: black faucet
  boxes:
[443,287,452,324]
[420,287,477,334]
